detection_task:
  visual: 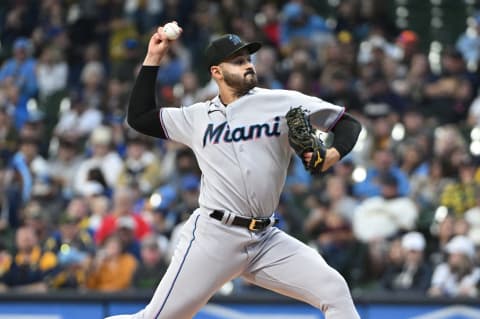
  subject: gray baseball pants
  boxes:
[106,208,360,319]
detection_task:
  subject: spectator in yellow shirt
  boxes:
[2,226,58,292]
[86,234,137,291]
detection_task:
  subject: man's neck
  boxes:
[218,87,251,105]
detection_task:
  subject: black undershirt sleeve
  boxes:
[330,112,362,159]
[126,65,167,138]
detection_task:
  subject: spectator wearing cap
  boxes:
[428,235,480,297]
[2,226,58,292]
[73,125,123,195]
[353,148,410,199]
[86,234,137,292]
[0,37,38,100]
[423,48,474,124]
[133,235,168,290]
[94,187,150,245]
[148,184,179,238]
[279,1,332,56]
[359,102,397,162]
[1,72,30,131]
[54,91,103,144]
[117,132,162,196]
[380,232,432,293]
[115,215,141,260]
[44,212,95,258]
[110,38,142,83]
[396,30,420,66]
[174,174,201,218]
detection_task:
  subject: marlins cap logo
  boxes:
[228,34,242,45]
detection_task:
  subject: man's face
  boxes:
[219,51,257,95]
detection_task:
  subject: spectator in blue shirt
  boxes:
[353,148,410,198]
[279,2,332,54]
[0,37,38,100]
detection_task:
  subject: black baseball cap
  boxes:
[205,34,262,70]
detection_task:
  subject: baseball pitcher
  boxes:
[107,22,362,319]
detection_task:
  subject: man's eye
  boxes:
[232,58,250,65]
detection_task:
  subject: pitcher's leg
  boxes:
[245,229,360,319]
[106,213,246,319]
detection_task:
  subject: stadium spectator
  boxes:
[36,45,68,139]
[428,235,480,297]
[279,1,332,55]
[353,148,410,199]
[116,131,162,196]
[0,0,478,300]
[0,37,38,101]
[380,232,433,293]
[47,137,84,199]
[2,226,58,292]
[4,137,47,228]
[132,235,168,290]
[44,213,95,257]
[353,172,418,243]
[94,187,150,245]
[73,125,122,194]
[423,48,474,124]
[440,158,479,217]
[86,234,137,292]
[114,215,141,260]
[54,91,103,144]
[50,245,90,290]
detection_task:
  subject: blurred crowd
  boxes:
[0,0,480,299]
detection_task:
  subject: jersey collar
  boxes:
[209,87,258,109]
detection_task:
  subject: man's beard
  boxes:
[222,69,257,97]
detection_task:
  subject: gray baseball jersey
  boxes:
[106,88,360,319]
[160,87,344,218]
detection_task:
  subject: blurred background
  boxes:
[0,0,480,318]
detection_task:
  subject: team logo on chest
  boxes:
[203,117,281,147]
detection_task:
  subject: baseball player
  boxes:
[107,23,361,319]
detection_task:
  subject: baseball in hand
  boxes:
[163,22,181,40]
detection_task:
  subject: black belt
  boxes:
[210,210,277,231]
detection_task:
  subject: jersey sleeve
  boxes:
[292,92,345,131]
[159,106,195,147]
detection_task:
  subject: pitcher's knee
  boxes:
[314,267,352,306]
[328,269,351,296]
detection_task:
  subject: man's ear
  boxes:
[210,66,222,80]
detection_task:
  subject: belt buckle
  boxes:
[248,218,263,231]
